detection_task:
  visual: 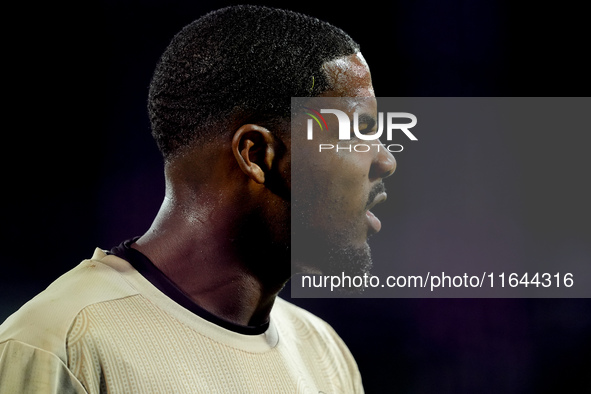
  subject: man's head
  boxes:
[146,5,395,281]
[148,5,360,159]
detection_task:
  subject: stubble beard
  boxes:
[292,216,374,293]
[323,229,373,277]
[292,184,386,282]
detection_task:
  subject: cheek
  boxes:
[329,153,371,213]
[296,151,372,222]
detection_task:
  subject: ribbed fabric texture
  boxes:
[0,249,363,393]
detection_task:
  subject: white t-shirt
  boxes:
[0,248,363,393]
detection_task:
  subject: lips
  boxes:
[366,191,387,212]
[366,192,387,234]
[366,210,382,233]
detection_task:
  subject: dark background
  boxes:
[2,1,589,393]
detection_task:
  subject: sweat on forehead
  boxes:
[321,53,375,98]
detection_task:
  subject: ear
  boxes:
[232,124,275,184]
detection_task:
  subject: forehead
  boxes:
[321,52,375,98]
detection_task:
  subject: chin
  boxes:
[325,243,373,276]
[294,242,372,275]
[292,213,375,274]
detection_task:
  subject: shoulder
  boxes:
[272,297,344,339]
[0,248,139,362]
[272,297,332,330]
[271,297,364,392]
[271,297,353,354]
[272,297,355,360]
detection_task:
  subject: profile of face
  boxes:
[291,53,396,278]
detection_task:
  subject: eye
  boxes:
[357,122,373,134]
[355,114,377,135]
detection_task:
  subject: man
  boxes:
[0,5,395,393]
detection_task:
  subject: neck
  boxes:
[132,194,289,328]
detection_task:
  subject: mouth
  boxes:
[366,192,387,234]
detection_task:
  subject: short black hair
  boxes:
[148,5,360,159]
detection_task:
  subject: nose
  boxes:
[370,143,396,180]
